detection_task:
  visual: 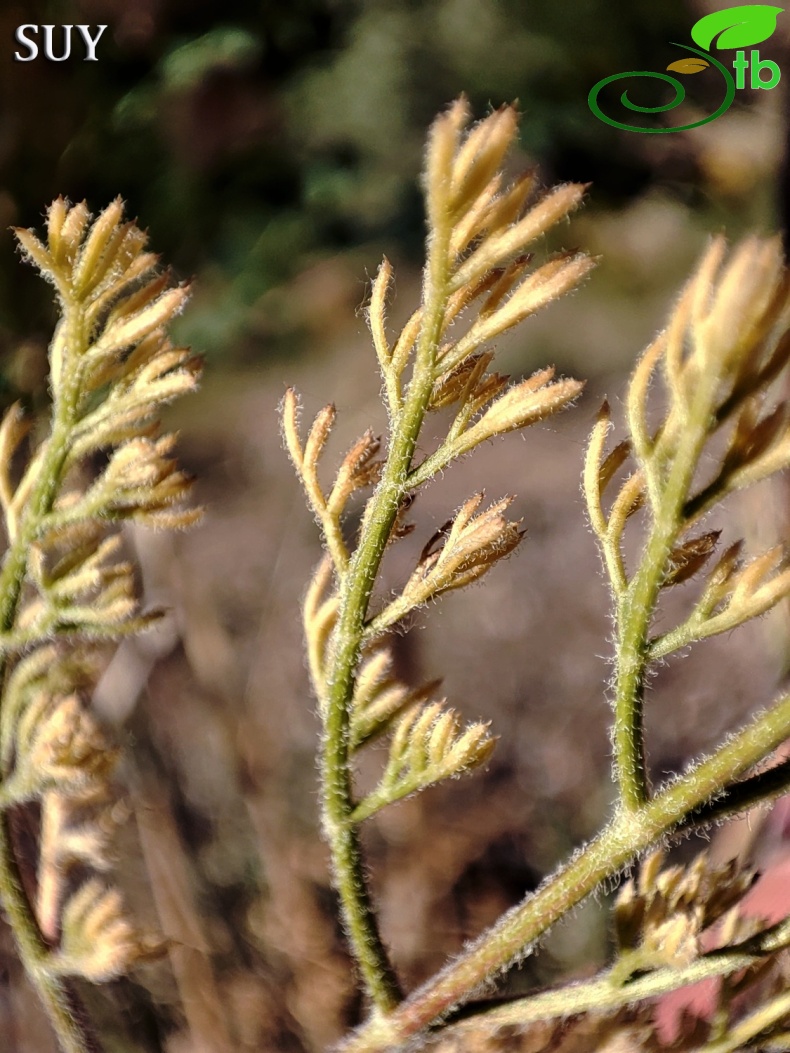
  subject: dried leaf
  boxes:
[664,531,721,587]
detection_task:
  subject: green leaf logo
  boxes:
[691,5,783,50]
[666,58,710,73]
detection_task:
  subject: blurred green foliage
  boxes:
[0,0,755,367]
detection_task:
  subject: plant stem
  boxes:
[321,198,453,1010]
[679,756,790,831]
[434,933,782,1040]
[0,817,99,1053]
[0,301,83,633]
[613,366,721,810]
[701,987,790,1053]
[0,299,101,1053]
[341,691,790,1051]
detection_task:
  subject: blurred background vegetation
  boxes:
[1,0,785,372]
[1,2,790,1051]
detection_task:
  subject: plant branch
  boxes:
[433,924,788,1042]
[0,200,198,1052]
[0,817,100,1053]
[292,102,589,1014]
[0,304,100,1051]
[319,157,455,1012]
[678,756,790,831]
[342,691,790,1050]
[613,325,724,810]
[701,987,790,1053]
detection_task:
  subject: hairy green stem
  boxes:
[435,919,788,1042]
[321,202,454,1009]
[613,368,721,810]
[0,818,98,1053]
[0,300,84,632]
[0,299,100,1053]
[342,691,790,1050]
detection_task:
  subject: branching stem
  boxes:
[292,112,790,1053]
[613,365,720,809]
[321,192,454,1009]
[0,301,99,1053]
[342,690,790,1050]
[432,918,790,1043]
